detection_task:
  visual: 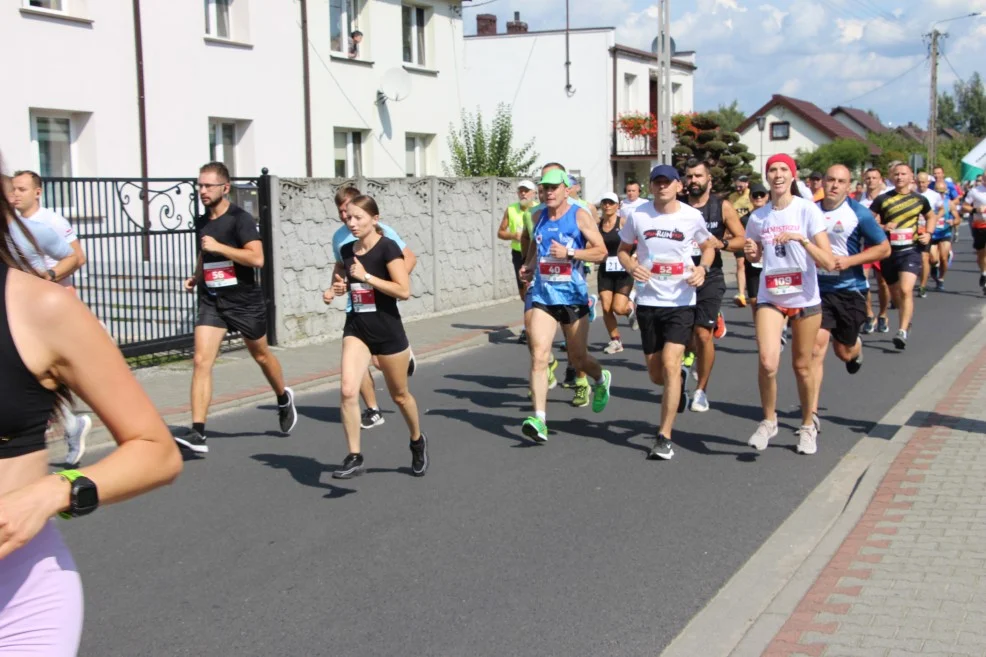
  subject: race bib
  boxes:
[937,216,947,231]
[889,228,914,246]
[691,241,702,258]
[539,257,572,283]
[765,267,804,295]
[605,256,625,273]
[650,260,686,281]
[350,283,377,313]
[203,260,237,288]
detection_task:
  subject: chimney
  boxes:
[506,11,528,34]
[476,13,497,36]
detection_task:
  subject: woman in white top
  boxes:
[743,154,835,456]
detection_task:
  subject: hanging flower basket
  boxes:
[616,113,658,139]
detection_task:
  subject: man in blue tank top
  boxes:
[518,168,612,443]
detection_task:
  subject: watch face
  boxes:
[75,481,99,511]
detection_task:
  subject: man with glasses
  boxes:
[176,161,297,455]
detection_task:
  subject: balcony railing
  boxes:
[612,132,658,158]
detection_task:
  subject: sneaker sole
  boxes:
[411,436,429,477]
[572,399,590,408]
[522,423,548,444]
[893,338,906,350]
[796,446,818,455]
[66,415,92,466]
[332,466,365,479]
[690,402,709,412]
[648,449,674,460]
[361,417,386,429]
[174,435,209,454]
[280,388,299,433]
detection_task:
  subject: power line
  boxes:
[941,51,965,86]
[857,0,897,21]
[836,56,929,106]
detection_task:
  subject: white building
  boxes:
[0,0,468,180]
[463,13,696,203]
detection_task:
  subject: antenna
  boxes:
[377,67,412,105]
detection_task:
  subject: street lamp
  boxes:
[756,115,766,178]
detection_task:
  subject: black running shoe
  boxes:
[846,343,864,375]
[360,408,385,429]
[410,434,429,477]
[174,429,208,454]
[407,349,417,377]
[332,453,365,479]
[561,366,577,388]
[677,366,689,413]
[979,273,985,288]
[648,434,674,460]
[278,387,298,433]
[518,329,528,345]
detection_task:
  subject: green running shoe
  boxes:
[547,355,559,390]
[591,370,612,413]
[522,416,548,443]
[571,383,590,407]
[682,351,696,369]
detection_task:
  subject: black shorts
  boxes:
[880,249,922,285]
[930,235,951,246]
[511,250,525,289]
[343,312,409,356]
[531,302,589,326]
[197,288,267,341]
[597,270,633,295]
[745,263,762,300]
[821,290,868,347]
[637,305,695,355]
[973,227,986,251]
[694,270,726,328]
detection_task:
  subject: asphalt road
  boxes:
[63,242,986,657]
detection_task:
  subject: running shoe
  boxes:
[893,329,908,350]
[278,387,298,433]
[682,351,696,372]
[930,264,939,282]
[812,411,821,434]
[332,453,365,479]
[734,294,747,308]
[361,408,385,429]
[948,249,954,264]
[780,330,788,352]
[936,279,944,291]
[591,370,612,413]
[588,294,598,323]
[713,313,727,339]
[628,305,639,331]
[547,356,559,390]
[522,416,548,443]
[407,349,417,377]
[796,425,818,455]
[175,428,208,454]
[861,317,876,335]
[846,338,864,375]
[678,366,689,413]
[603,339,624,354]
[917,286,927,298]
[518,329,528,345]
[561,366,577,388]
[690,389,710,413]
[877,316,889,334]
[979,273,985,289]
[747,420,778,451]
[64,414,92,467]
[410,434,429,477]
[572,382,590,408]
[648,434,674,460]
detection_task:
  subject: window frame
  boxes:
[405,135,430,177]
[770,121,790,141]
[330,0,365,58]
[204,0,231,39]
[31,113,74,180]
[209,119,238,176]
[26,0,64,10]
[623,73,636,112]
[402,4,427,66]
[334,130,364,178]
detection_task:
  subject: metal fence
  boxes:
[41,170,276,357]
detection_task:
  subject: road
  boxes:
[63,244,986,657]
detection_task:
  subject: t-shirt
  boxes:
[870,190,932,251]
[195,203,262,298]
[937,181,959,219]
[728,190,753,224]
[5,218,73,275]
[618,197,648,220]
[618,201,711,308]
[22,207,78,287]
[341,236,404,318]
[920,188,944,232]
[333,223,407,312]
[966,185,986,228]
[815,198,886,294]
[746,196,827,308]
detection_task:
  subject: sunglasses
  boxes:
[752,192,768,199]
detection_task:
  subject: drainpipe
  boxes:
[300,0,313,176]
[131,0,150,259]
[611,46,618,188]
[564,0,574,96]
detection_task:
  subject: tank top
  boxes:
[691,195,725,271]
[506,203,528,253]
[528,203,588,306]
[0,263,56,458]
[599,217,622,257]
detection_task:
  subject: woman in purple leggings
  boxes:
[0,158,183,655]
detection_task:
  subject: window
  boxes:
[204,0,231,39]
[334,131,363,178]
[623,74,636,111]
[402,5,427,66]
[209,120,238,175]
[770,121,790,141]
[34,116,73,178]
[331,0,364,57]
[405,134,431,177]
[27,0,63,9]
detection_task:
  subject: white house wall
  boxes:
[739,106,831,178]
[832,113,867,138]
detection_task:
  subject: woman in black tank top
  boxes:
[0,160,182,654]
[596,193,634,353]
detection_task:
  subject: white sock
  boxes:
[593,374,605,386]
[535,410,546,422]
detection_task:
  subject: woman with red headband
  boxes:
[743,154,835,455]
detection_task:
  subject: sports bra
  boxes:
[0,262,56,458]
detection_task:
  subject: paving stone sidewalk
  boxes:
[764,343,986,657]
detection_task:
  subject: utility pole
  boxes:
[927,29,940,171]
[655,0,672,164]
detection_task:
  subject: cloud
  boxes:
[779,79,801,96]
[837,18,865,44]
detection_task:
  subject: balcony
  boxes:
[612,132,659,159]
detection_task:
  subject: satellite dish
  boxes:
[650,35,677,56]
[377,67,412,105]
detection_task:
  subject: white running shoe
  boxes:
[796,425,818,455]
[748,419,778,451]
[603,339,624,354]
[65,414,92,466]
[690,389,710,412]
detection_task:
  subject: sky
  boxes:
[463,0,986,129]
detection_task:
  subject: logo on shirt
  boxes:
[643,228,685,241]
[774,243,787,258]
[832,220,844,234]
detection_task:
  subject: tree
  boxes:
[937,92,962,133]
[444,104,538,177]
[867,131,924,173]
[704,100,746,133]
[958,72,986,138]
[794,139,870,177]
[671,112,756,194]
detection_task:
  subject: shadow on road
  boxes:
[250,453,360,498]
[444,373,528,389]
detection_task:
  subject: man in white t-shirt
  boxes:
[962,182,986,294]
[619,181,648,220]
[916,171,944,298]
[617,164,714,461]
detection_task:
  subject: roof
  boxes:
[610,44,697,71]
[942,127,963,141]
[830,106,888,134]
[737,94,881,156]
[896,123,925,143]
[464,26,615,38]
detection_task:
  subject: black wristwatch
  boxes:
[58,470,99,519]
[46,269,56,281]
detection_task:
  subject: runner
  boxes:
[617,164,714,459]
[9,170,92,465]
[681,160,746,412]
[518,168,611,443]
[178,162,297,454]
[808,171,825,202]
[596,191,634,354]
[0,150,182,655]
[869,164,935,349]
[324,195,427,479]
[728,175,754,306]
[962,177,986,294]
[858,167,892,334]
[916,171,944,298]
[743,154,835,455]
[930,167,960,288]
[329,185,418,430]
[619,181,648,220]
[742,183,769,320]
[498,180,537,344]
[810,165,890,445]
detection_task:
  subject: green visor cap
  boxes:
[539,169,570,187]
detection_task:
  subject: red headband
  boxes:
[765,154,798,179]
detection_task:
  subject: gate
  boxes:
[40,169,276,357]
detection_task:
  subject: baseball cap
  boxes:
[539,169,570,187]
[650,164,680,181]
[599,192,619,204]
[808,171,823,180]
[518,180,536,191]
[737,175,750,182]
[749,182,768,195]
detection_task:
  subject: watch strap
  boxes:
[57,470,84,520]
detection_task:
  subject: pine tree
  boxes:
[671,113,756,194]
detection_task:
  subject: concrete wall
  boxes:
[271,175,519,345]
[739,107,832,179]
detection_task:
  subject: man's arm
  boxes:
[574,209,607,264]
[202,239,264,268]
[497,208,518,242]
[720,200,746,252]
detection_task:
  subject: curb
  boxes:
[659,304,986,657]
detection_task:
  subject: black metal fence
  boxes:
[40,170,276,357]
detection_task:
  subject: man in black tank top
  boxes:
[682,160,746,412]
